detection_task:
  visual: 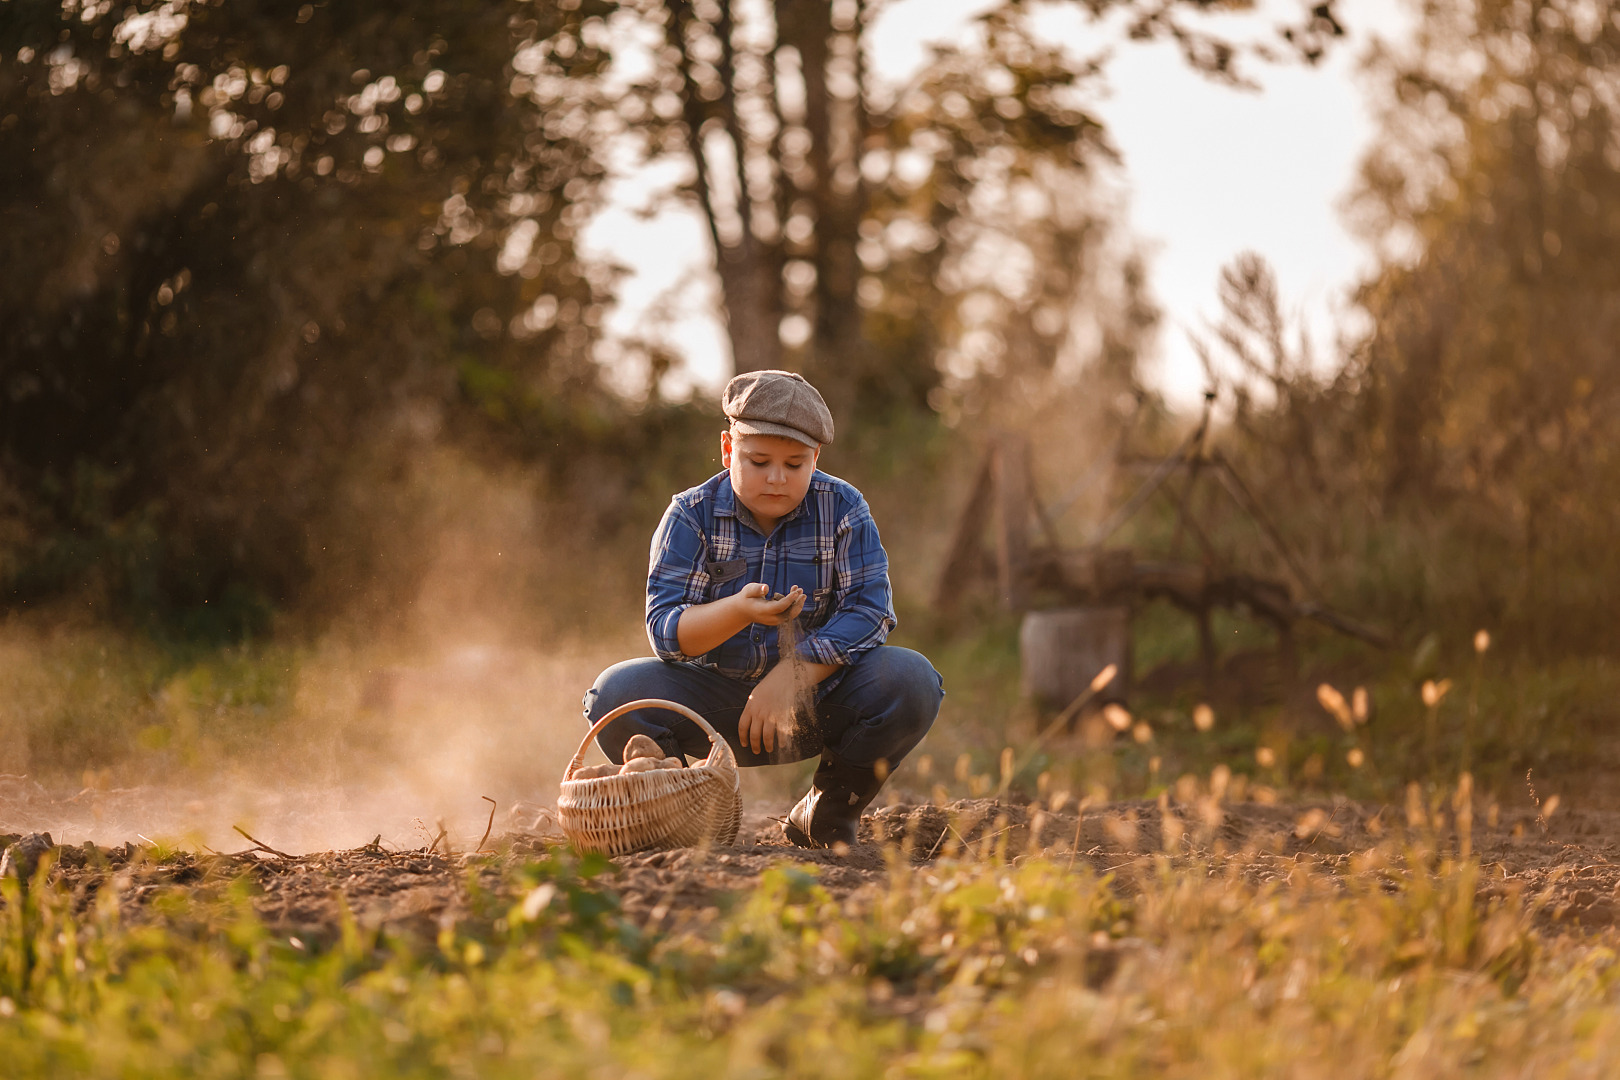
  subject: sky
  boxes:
[581,0,1413,410]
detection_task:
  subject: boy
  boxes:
[582,370,943,848]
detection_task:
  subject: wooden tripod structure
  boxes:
[934,396,1387,690]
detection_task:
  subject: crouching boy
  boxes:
[582,370,943,848]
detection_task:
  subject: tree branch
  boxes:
[665,1,729,262]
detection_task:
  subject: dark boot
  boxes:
[783,752,885,849]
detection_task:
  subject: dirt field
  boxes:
[7,785,1618,939]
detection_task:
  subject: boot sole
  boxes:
[782,820,819,848]
[782,818,857,850]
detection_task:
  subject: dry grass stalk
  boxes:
[476,796,497,853]
[230,825,297,860]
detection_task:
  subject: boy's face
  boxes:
[721,429,819,527]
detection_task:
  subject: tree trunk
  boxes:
[665,0,784,376]
[994,434,1032,612]
[776,0,867,414]
[716,253,783,373]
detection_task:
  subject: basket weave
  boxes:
[557,698,742,856]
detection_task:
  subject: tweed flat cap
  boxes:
[722,370,834,448]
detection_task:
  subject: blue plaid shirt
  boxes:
[646,470,897,686]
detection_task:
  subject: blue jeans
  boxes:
[581,647,944,770]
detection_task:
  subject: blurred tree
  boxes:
[1193,253,1341,496]
[875,16,1161,429]
[618,0,1344,420]
[1344,0,1620,643]
[0,0,621,630]
[1192,0,1620,649]
[1351,0,1620,505]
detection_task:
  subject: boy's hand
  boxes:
[738,662,801,755]
[675,583,805,657]
[731,583,805,627]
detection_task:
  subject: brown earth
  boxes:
[6,787,1619,939]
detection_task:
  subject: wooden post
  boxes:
[1169,391,1214,561]
[1277,621,1298,684]
[933,452,995,613]
[1196,605,1216,697]
[994,433,1032,612]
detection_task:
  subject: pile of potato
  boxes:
[572,734,685,779]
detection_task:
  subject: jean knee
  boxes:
[884,648,944,728]
[582,658,663,721]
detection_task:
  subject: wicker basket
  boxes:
[557,698,742,856]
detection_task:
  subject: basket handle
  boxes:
[566,698,738,780]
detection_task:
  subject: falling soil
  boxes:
[8,785,1620,938]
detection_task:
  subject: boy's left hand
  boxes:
[738,663,800,755]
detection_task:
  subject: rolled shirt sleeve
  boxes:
[645,501,709,662]
[796,497,897,667]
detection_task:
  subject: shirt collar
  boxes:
[714,473,738,517]
[714,473,810,534]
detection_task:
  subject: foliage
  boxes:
[8,826,1620,1078]
[1350,0,1620,488]
[1192,0,1620,656]
[0,0,1353,627]
[0,0,630,628]
[1347,0,1620,651]
[0,622,315,776]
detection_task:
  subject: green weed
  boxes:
[1,838,1610,1078]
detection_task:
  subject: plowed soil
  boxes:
[6,783,1619,937]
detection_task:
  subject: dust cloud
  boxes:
[0,449,667,854]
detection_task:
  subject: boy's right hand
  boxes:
[731,583,805,626]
